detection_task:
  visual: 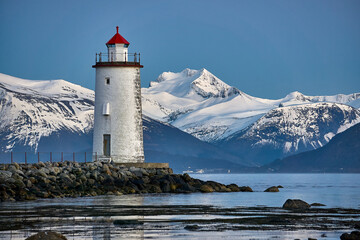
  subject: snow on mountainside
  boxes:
[0,73,247,171]
[1,70,359,168]
[0,73,94,151]
[142,68,360,142]
[220,102,360,165]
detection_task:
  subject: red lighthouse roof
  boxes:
[106,26,130,45]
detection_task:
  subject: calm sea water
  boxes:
[1,173,359,240]
[186,173,360,208]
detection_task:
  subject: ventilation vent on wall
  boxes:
[103,103,110,116]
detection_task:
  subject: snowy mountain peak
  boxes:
[148,68,240,99]
[190,68,241,98]
[0,73,93,100]
[0,73,94,152]
[282,91,309,102]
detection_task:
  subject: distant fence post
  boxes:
[85,152,87,163]
[11,152,13,164]
[25,152,27,164]
[73,152,75,162]
[61,152,63,162]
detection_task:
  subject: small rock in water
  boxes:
[25,231,67,240]
[113,219,143,225]
[308,238,317,240]
[340,231,360,240]
[239,186,253,192]
[355,223,360,230]
[184,225,200,231]
[310,203,326,207]
[264,186,279,192]
[282,199,310,210]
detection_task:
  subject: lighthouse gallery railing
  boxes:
[95,52,141,64]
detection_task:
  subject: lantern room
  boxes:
[106,26,130,62]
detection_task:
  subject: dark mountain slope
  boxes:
[265,123,360,173]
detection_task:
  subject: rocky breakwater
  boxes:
[0,162,251,202]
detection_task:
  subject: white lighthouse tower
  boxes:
[92,26,144,163]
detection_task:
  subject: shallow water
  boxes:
[0,173,359,239]
[188,173,360,208]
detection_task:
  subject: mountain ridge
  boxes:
[142,68,360,144]
[264,122,360,173]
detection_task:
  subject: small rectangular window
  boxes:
[105,77,110,85]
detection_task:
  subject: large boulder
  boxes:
[264,186,279,192]
[239,186,253,192]
[0,171,12,182]
[25,231,67,240]
[340,231,360,240]
[200,185,214,193]
[283,199,310,209]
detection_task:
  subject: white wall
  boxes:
[93,66,144,163]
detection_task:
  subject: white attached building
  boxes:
[92,26,144,163]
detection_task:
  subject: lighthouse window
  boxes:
[105,77,110,85]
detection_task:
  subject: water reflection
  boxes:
[0,174,359,239]
[91,195,145,240]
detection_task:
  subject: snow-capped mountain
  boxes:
[142,68,360,142]
[1,70,359,170]
[0,73,246,172]
[219,102,360,165]
[0,73,94,152]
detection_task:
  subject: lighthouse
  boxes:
[92,27,144,163]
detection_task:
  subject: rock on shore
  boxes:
[283,199,310,209]
[0,162,247,202]
[25,231,67,240]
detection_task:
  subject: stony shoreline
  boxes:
[0,161,252,202]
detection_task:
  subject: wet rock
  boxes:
[182,173,192,182]
[37,169,48,178]
[239,186,253,192]
[14,179,25,189]
[102,164,112,175]
[13,162,20,170]
[354,223,360,230]
[147,184,162,193]
[308,238,317,240]
[283,199,310,210]
[181,182,196,192]
[113,219,143,225]
[7,165,17,173]
[200,185,214,193]
[340,231,360,240]
[0,162,244,201]
[184,225,200,231]
[37,162,46,168]
[310,203,326,207]
[25,231,67,240]
[161,181,171,192]
[226,184,240,192]
[0,171,12,182]
[264,186,279,192]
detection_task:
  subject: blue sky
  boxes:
[0,0,359,99]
